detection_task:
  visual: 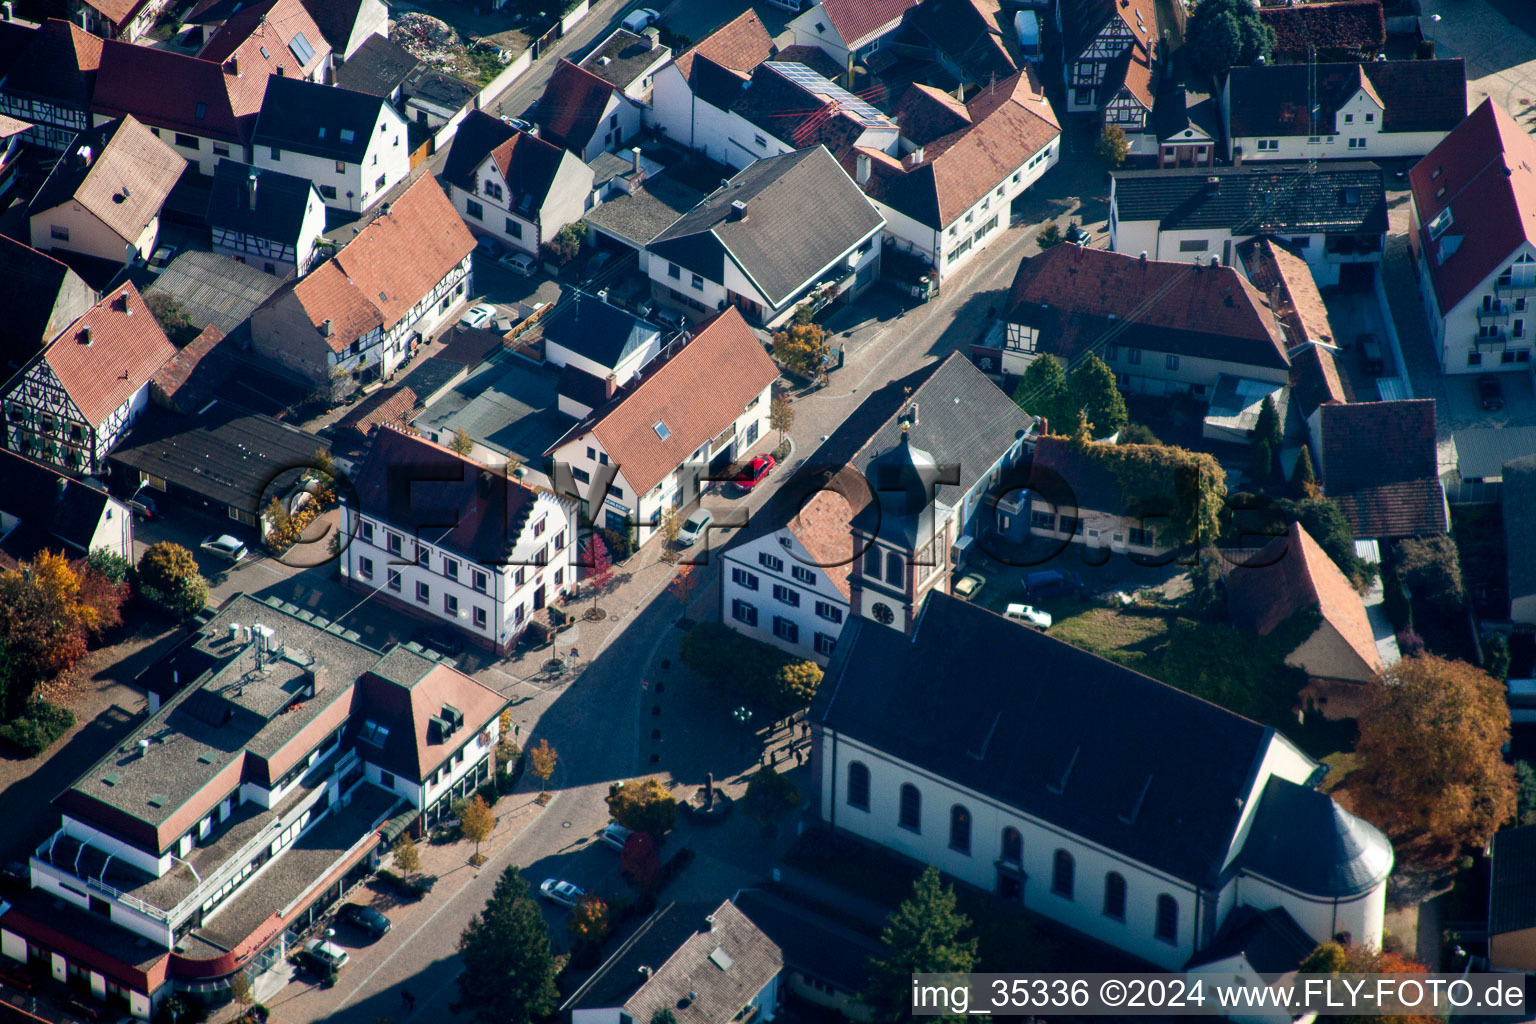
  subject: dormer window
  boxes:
[260,46,271,59]
[340,128,355,143]
[1427,207,1453,240]
[359,719,390,746]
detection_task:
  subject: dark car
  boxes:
[57,995,106,1022]
[474,235,506,259]
[1478,374,1506,411]
[1023,569,1085,601]
[411,626,464,660]
[338,902,392,939]
[0,861,28,887]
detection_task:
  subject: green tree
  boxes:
[1277,497,1366,585]
[144,292,201,346]
[86,548,132,584]
[772,322,830,380]
[1118,422,1160,446]
[448,427,475,456]
[1068,353,1128,437]
[863,867,978,1023]
[1393,536,1466,615]
[1096,124,1131,168]
[1089,439,1227,548]
[606,777,678,836]
[456,868,559,1024]
[744,768,802,824]
[1185,0,1275,79]
[1185,546,1226,620]
[1251,395,1281,483]
[228,972,253,1008]
[1011,357,1070,433]
[136,542,209,618]
[773,660,822,710]
[1298,941,1436,1024]
[651,1012,678,1024]
[1036,222,1063,249]
[393,833,422,878]
[544,222,585,266]
[1352,656,1516,868]
[1485,633,1512,682]
[1517,760,1536,826]
[1291,444,1318,495]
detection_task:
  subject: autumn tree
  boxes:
[620,830,660,888]
[393,833,421,878]
[582,534,613,615]
[528,738,557,794]
[1351,656,1516,867]
[770,395,795,445]
[1393,536,1466,614]
[544,222,585,266]
[568,893,609,947]
[136,542,209,619]
[448,427,475,456]
[460,795,496,864]
[657,507,681,553]
[1292,445,1318,496]
[0,551,122,716]
[863,867,978,1024]
[773,660,823,711]
[1186,0,1275,79]
[1299,941,1435,1024]
[1068,353,1128,437]
[228,972,254,1008]
[1096,124,1131,167]
[668,565,701,609]
[772,322,830,381]
[1012,356,1070,433]
[607,777,678,837]
[457,868,558,1024]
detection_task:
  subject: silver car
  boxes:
[539,878,584,908]
[200,534,248,563]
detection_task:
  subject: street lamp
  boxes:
[732,706,752,751]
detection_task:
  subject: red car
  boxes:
[731,454,776,492]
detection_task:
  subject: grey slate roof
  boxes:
[1185,905,1317,975]
[587,175,705,246]
[813,591,1288,887]
[649,146,884,307]
[1505,455,1536,603]
[622,901,782,1024]
[564,901,722,1014]
[1111,163,1388,236]
[1453,426,1536,481]
[0,235,92,374]
[579,27,668,91]
[543,290,659,370]
[145,250,285,335]
[253,76,387,162]
[733,888,881,993]
[413,354,574,465]
[406,65,476,112]
[1490,824,1536,935]
[441,109,518,192]
[0,448,116,560]
[1239,774,1392,898]
[207,158,317,243]
[334,32,419,96]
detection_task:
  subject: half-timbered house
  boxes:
[1059,0,1156,113]
[250,175,475,386]
[0,19,102,153]
[2,283,175,475]
[207,159,327,278]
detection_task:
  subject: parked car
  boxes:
[200,534,248,563]
[459,303,498,330]
[500,115,535,134]
[300,938,349,973]
[1478,374,1506,411]
[1005,603,1052,629]
[499,251,537,276]
[539,878,584,908]
[474,235,506,259]
[0,861,28,887]
[146,244,177,274]
[338,902,392,939]
[1023,569,1084,601]
[1065,223,1089,245]
[57,995,106,1022]
[1357,333,1385,375]
[675,508,713,546]
[621,7,658,31]
[952,573,986,600]
[411,625,465,660]
[730,454,776,493]
[128,484,158,519]
[599,822,633,851]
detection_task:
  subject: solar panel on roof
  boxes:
[289,32,315,65]
[763,62,892,129]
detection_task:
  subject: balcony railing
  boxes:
[1496,278,1536,298]
[1475,329,1508,348]
[1479,302,1512,323]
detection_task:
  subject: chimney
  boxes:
[605,373,617,398]
[320,318,333,337]
[631,146,642,175]
[729,199,747,221]
[855,152,871,185]
[908,146,924,166]
[247,171,258,210]
[1205,176,1220,197]
[381,201,392,217]
[227,55,239,76]
[955,82,964,103]
[1139,251,1148,261]
[276,63,285,76]
[82,326,93,345]
[1210,254,1221,268]
[76,145,92,167]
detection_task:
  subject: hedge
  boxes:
[0,699,74,756]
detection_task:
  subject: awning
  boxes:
[379,806,418,844]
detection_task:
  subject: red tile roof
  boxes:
[1238,237,1336,349]
[555,307,779,495]
[861,67,1059,228]
[534,58,617,154]
[93,39,267,142]
[336,384,418,439]
[787,489,854,599]
[818,0,918,48]
[673,9,774,80]
[296,174,475,345]
[1260,0,1384,58]
[1319,399,1446,537]
[1005,245,1289,368]
[151,323,231,412]
[773,43,846,81]
[82,0,148,29]
[44,283,176,426]
[1289,344,1349,419]
[35,115,187,244]
[1226,520,1382,675]
[1409,97,1536,314]
[198,0,331,80]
